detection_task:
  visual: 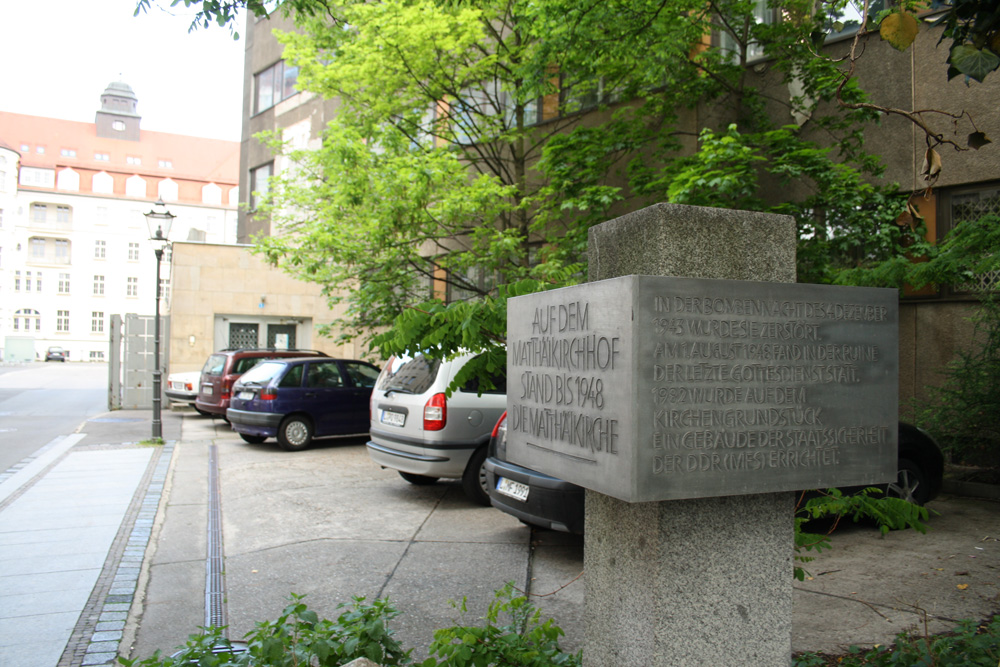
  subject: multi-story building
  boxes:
[0,82,240,362]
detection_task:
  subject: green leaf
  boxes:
[949,45,1000,83]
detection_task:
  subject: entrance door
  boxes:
[267,324,296,350]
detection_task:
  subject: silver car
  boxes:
[366,352,506,505]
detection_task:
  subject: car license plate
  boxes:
[496,477,529,502]
[380,410,405,427]
[238,391,254,401]
[201,385,213,396]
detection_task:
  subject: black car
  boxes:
[484,415,944,534]
[226,357,380,451]
[45,346,67,362]
[484,412,585,533]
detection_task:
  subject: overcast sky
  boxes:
[0,0,246,141]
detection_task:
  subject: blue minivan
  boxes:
[227,357,381,451]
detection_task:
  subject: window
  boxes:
[254,60,298,113]
[158,159,173,169]
[60,148,77,157]
[94,152,110,161]
[35,271,41,292]
[14,270,20,291]
[32,203,47,222]
[59,273,70,294]
[159,277,171,303]
[127,276,138,297]
[96,206,109,223]
[92,312,105,333]
[128,242,140,261]
[21,168,55,188]
[93,275,105,295]
[716,0,774,63]
[939,183,1000,294]
[126,155,141,165]
[31,237,46,258]
[36,146,45,154]
[57,205,70,222]
[57,310,69,332]
[94,240,106,259]
[90,350,106,361]
[25,271,32,292]
[249,163,272,210]
[113,120,126,132]
[55,239,69,261]
[14,309,40,333]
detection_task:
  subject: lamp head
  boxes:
[144,199,176,241]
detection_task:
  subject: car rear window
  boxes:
[202,354,227,376]
[239,361,287,385]
[376,355,442,395]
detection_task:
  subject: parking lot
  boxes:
[128,410,999,661]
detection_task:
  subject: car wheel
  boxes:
[461,446,490,506]
[277,416,313,452]
[239,433,267,444]
[887,458,929,505]
[399,471,439,485]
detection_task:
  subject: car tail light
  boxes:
[259,391,277,401]
[424,393,447,431]
[491,412,507,438]
[185,382,194,391]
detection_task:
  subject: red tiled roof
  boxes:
[0,111,238,186]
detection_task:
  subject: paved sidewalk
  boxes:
[0,409,181,667]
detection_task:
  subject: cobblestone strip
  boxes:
[57,441,176,667]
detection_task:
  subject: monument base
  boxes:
[584,490,794,666]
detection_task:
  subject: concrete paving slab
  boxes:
[129,559,207,657]
[0,550,108,576]
[1,640,66,667]
[0,611,80,647]
[0,587,95,619]
[225,539,411,636]
[380,541,529,656]
[527,531,586,655]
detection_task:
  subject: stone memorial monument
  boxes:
[506,203,899,665]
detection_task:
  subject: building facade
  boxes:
[0,82,240,362]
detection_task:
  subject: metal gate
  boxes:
[228,323,259,349]
[108,313,170,410]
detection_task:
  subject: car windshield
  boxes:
[238,361,287,385]
[202,354,227,376]
[376,354,441,394]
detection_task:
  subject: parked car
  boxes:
[485,415,944,533]
[484,412,585,533]
[227,356,381,451]
[194,348,328,418]
[45,346,67,362]
[165,371,207,413]
[366,352,506,505]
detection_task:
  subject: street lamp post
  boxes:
[144,200,175,440]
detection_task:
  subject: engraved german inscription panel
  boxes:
[507,275,899,503]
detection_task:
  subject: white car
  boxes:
[165,371,208,414]
[367,352,506,505]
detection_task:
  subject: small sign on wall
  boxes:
[506,275,899,502]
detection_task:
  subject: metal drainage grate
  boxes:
[206,444,226,629]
